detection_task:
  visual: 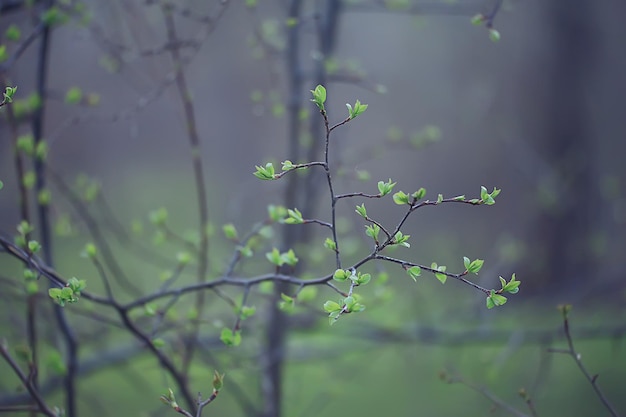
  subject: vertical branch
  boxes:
[2,72,41,416]
[262,2,343,417]
[301,0,341,219]
[161,4,211,377]
[29,2,81,417]
[261,1,304,415]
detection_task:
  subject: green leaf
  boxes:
[333,269,348,282]
[393,191,409,205]
[463,256,471,270]
[285,208,304,224]
[365,224,380,241]
[324,238,337,251]
[65,87,83,104]
[393,231,410,248]
[22,171,35,189]
[176,252,191,265]
[467,259,484,274]
[0,46,7,64]
[347,99,368,119]
[489,29,501,42]
[220,328,238,346]
[281,249,299,266]
[355,272,371,285]
[432,262,447,284]
[45,349,67,375]
[82,243,97,259]
[5,25,21,41]
[253,163,276,180]
[413,187,426,200]
[471,14,485,25]
[265,248,284,266]
[268,205,287,222]
[502,273,521,294]
[27,240,41,253]
[149,207,168,226]
[310,85,326,111]
[436,194,444,204]
[222,223,238,240]
[212,370,225,391]
[323,300,342,312]
[378,179,396,196]
[406,266,421,282]
[152,338,165,349]
[240,305,256,319]
[355,203,367,218]
[486,292,507,309]
[3,86,17,102]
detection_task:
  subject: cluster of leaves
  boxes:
[48,277,87,307]
[1,77,520,414]
[253,86,520,323]
[1,85,17,106]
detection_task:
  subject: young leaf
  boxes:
[265,247,284,266]
[324,237,337,251]
[365,224,380,241]
[285,208,304,224]
[333,269,348,282]
[222,223,238,240]
[310,85,327,111]
[466,259,484,274]
[253,163,276,180]
[486,292,507,309]
[413,187,427,200]
[406,266,421,282]
[393,191,410,205]
[323,300,342,313]
[432,262,447,284]
[378,179,396,196]
[355,203,367,218]
[489,29,501,42]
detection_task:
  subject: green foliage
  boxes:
[377,179,396,196]
[406,265,421,282]
[489,29,501,42]
[431,262,447,284]
[2,86,17,103]
[463,257,484,274]
[285,208,303,224]
[253,162,276,180]
[82,242,97,259]
[48,278,86,307]
[310,84,327,112]
[5,24,22,41]
[393,190,410,205]
[265,248,299,267]
[64,87,83,104]
[346,99,368,119]
[220,328,242,346]
[222,223,238,240]
[392,231,410,248]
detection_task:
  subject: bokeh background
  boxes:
[1,1,625,416]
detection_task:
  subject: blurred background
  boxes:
[1,0,625,416]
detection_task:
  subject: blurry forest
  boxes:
[1,0,625,417]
